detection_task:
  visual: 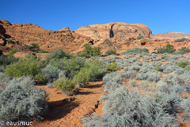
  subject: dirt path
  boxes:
[32,80,104,127]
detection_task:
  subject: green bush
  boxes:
[0,76,48,122]
[38,50,47,53]
[176,47,190,54]
[184,65,190,71]
[31,43,39,49]
[8,49,17,55]
[45,48,71,63]
[174,38,188,42]
[80,44,102,57]
[157,44,175,53]
[136,35,143,40]
[5,55,46,78]
[122,48,149,54]
[154,66,163,72]
[105,49,116,55]
[50,57,85,79]
[72,68,90,87]
[177,61,189,68]
[106,62,120,71]
[73,59,106,87]
[53,77,75,95]
[0,55,18,66]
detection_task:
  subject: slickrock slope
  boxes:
[0,20,91,53]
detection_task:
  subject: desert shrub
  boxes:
[0,72,10,86]
[50,57,85,79]
[92,46,102,56]
[45,48,71,63]
[73,59,106,87]
[174,68,184,75]
[72,68,90,87]
[46,83,54,88]
[128,64,141,72]
[139,67,150,73]
[122,48,149,54]
[31,43,39,49]
[38,50,47,53]
[102,72,124,92]
[80,44,102,57]
[163,65,178,74]
[84,59,106,79]
[82,87,179,127]
[58,70,67,78]
[143,57,149,62]
[175,47,190,54]
[106,62,120,71]
[154,66,163,72]
[53,77,75,96]
[105,49,116,55]
[136,35,143,40]
[123,66,128,71]
[136,73,149,80]
[157,44,175,53]
[0,76,48,122]
[41,64,61,83]
[184,65,190,71]
[0,54,18,66]
[0,65,5,72]
[8,49,18,55]
[5,55,46,78]
[147,71,161,82]
[174,38,188,42]
[177,61,189,68]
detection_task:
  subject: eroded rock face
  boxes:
[0,20,91,53]
[75,22,152,40]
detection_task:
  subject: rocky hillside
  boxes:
[153,32,190,39]
[0,20,91,53]
[0,20,154,54]
[1,20,190,56]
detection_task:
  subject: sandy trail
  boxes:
[32,80,104,127]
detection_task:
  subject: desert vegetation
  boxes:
[174,38,189,42]
[1,44,190,126]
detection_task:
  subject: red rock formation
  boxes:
[75,22,152,40]
[0,20,91,53]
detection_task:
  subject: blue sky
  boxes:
[0,0,189,34]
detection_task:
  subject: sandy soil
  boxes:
[32,80,105,127]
